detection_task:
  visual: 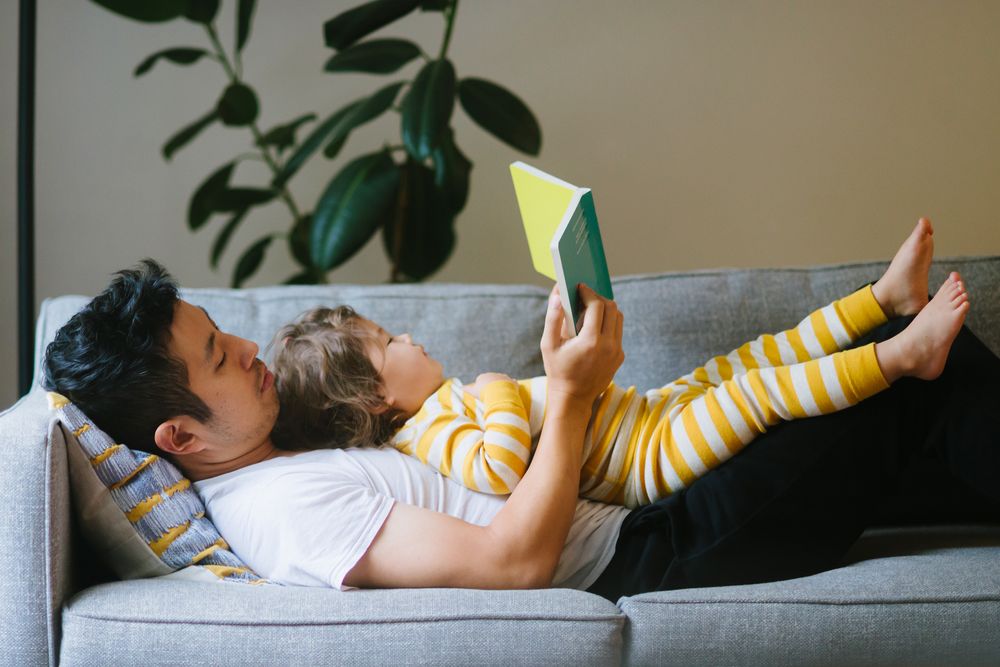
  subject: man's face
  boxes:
[166,300,279,458]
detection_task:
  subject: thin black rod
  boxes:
[18,0,37,396]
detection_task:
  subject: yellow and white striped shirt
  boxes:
[391,285,890,508]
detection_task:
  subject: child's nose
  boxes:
[401,333,413,344]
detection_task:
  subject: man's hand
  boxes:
[463,372,514,399]
[541,284,624,407]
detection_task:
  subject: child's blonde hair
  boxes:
[269,306,404,450]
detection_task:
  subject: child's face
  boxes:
[361,319,444,418]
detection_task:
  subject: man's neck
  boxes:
[178,439,296,482]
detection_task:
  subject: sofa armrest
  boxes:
[0,390,74,667]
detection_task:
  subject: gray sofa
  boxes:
[3,257,1000,666]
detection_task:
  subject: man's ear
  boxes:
[153,417,207,456]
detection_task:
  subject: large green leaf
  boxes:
[273,101,363,187]
[183,0,219,24]
[134,47,208,77]
[214,187,275,212]
[210,207,249,268]
[431,127,472,215]
[401,59,456,160]
[163,109,218,160]
[458,77,541,155]
[232,235,273,287]
[382,158,455,281]
[91,0,187,22]
[324,38,421,74]
[288,214,314,268]
[236,0,256,52]
[311,151,400,270]
[322,81,404,158]
[217,83,259,126]
[188,162,234,230]
[257,113,317,154]
[419,0,450,11]
[323,0,420,51]
[283,270,319,285]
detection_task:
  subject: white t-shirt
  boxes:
[195,446,629,591]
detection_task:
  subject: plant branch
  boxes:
[438,0,459,60]
[203,23,303,222]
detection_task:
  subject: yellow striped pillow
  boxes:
[49,392,267,585]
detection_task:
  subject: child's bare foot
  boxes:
[875,272,969,383]
[871,217,934,318]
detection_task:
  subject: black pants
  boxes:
[587,316,1000,601]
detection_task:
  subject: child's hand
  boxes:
[464,372,514,399]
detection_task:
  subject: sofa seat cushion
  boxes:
[60,580,624,666]
[620,525,1000,667]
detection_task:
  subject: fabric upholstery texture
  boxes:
[2,255,997,666]
[60,581,624,666]
[0,390,71,667]
[621,526,1000,666]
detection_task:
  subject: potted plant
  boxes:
[92,0,543,284]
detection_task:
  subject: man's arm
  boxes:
[344,285,624,590]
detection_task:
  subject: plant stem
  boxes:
[387,0,460,283]
[438,0,459,60]
[204,23,303,222]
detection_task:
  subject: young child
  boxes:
[270,218,970,508]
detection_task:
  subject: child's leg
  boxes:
[683,218,933,388]
[588,308,1000,599]
[679,284,887,390]
[622,273,969,508]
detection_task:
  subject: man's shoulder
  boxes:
[197,448,389,511]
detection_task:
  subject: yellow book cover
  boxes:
[509,161,577,280]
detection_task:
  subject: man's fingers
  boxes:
[577,285,605,337]
[577,282,601,305]
[601,300,619,336]
[541,288,565,350]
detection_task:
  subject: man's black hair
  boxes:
[42,259,212,454]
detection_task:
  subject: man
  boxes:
[44,257,1000,598]
[44,259,626,590]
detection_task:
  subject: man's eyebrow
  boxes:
[197,306,219,365]
[204,332,216,366]
[197,305,220,330]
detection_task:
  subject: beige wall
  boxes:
[3,0,1000,409]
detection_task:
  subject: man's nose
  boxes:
[238,336,259,369]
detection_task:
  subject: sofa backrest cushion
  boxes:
[33,258,1000,395]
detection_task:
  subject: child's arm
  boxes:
[395,379,532,494]
[677,284,888,391]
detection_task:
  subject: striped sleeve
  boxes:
[516,376,548,439]
[392,379,531,494]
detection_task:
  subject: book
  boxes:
[509,161,613,335]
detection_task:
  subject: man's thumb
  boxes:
[542,290,564,344]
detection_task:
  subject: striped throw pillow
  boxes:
[49,392,267,584]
